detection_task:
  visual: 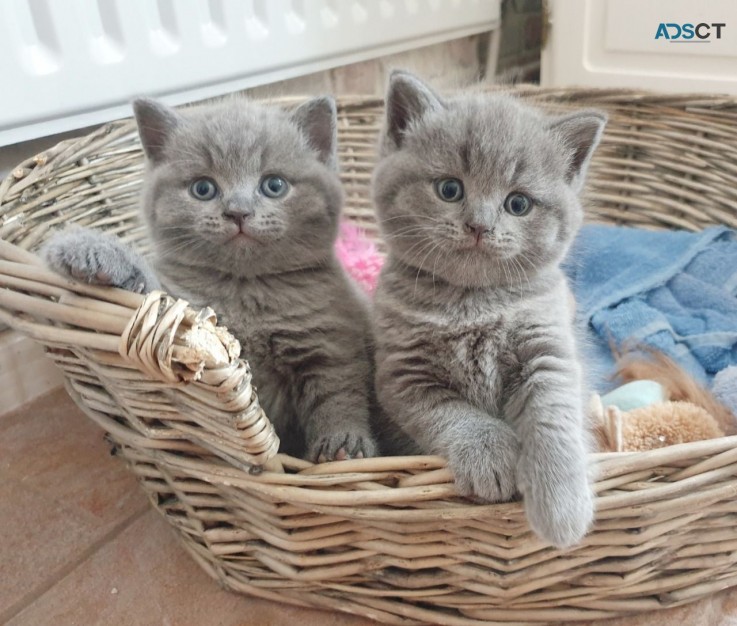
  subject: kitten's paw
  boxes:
[448,422,520,503]
[42,227,151,293]
[309,429,378,463]
[518,457,594,548]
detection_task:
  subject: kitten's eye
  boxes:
[504,192,532,217]
[435,178,464,203]
[190,178,218,201]
[260,175,289,199]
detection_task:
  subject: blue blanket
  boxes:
[563,225,737,392]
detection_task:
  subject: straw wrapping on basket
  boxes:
[119,290,240,384]
[116,289,280,460]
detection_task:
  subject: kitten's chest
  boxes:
[434,311,511,409]
[213,290,285,357]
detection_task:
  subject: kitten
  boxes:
[371,72,606,547]
[43,96,377,462]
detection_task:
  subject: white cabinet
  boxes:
[541,0,737,94]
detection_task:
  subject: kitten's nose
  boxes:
[464,222,491,236]
[223,206,254,223]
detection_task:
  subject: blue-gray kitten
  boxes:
[372,72,606,547]
[43,97,377,462]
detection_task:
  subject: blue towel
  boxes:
[563,225,737,392]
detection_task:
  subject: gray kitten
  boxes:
[43,96,377,462]
[372,72,606,548]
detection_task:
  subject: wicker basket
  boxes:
[2,86,737,625]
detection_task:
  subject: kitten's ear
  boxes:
[132,98,182,163]
[383,70,444,152]
[548,110,607,191]
[291,96,338,170]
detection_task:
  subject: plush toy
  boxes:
[591,348,734,452]
[334,221,384,295]
[614,347,736,435]
[591,395,724,452]
[601,379,666,412]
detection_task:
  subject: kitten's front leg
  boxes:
[42,226,160,293]
[296,362,377,463]
[306,399,377,463]
[443,404,520,503]
[506,331,593,548]
[382,391,520,502]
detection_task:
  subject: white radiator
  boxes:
[0,0,500,146]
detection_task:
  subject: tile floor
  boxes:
[3,388,737,625]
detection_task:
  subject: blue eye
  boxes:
[190,178,218,201]
[260,175,289,198]
[504,192,532,216]
[436,178,464,202]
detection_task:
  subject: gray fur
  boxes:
[43,96,376,462]
[42,226,160,293]
[372,71,606,547]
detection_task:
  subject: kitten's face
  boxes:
[134,97,342,276]
[374,74,606,288]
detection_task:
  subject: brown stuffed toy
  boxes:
[592,396,724,452]
[592,349,733,452]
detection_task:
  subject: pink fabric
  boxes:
[334,221,384,295]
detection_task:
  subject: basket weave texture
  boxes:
[2,87,737,625]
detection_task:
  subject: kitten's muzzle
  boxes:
[223,206,256,233]
[464,222,491,246]
[223,206,254,223]
[222,207,261,241]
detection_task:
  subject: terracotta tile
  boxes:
[0,390,147,618]
[0,389,147,528]
[9,511,377,626]
[717,587,737,625]
[0,477,119,616]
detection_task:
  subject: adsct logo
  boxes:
[655,22,726,42]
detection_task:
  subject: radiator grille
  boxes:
[0,0,499,145]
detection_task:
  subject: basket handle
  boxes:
[0,237,281,471]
